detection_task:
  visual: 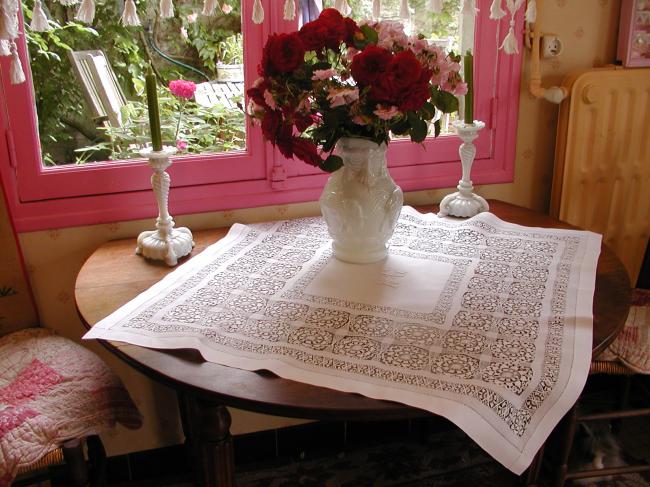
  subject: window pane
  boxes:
[25,0,246,167]
[322,0,473,136]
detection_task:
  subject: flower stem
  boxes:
[174,99,186,141]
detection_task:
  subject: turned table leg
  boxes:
[178,392,236,487]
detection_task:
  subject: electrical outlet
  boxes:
[541,35,563,58]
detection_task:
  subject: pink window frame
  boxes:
[0,3,523,232]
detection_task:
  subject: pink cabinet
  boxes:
[617,0,650,67]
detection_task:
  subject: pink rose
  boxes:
[176,140,188,150]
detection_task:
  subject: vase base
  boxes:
[331,242,388,264]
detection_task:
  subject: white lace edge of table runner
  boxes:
[84,207,602,475]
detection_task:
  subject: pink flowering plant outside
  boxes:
[247,9,467,172]
[169,79,198,151]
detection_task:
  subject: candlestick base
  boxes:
[135,147,195,266]
[136,227,194,267]
[438,121,489,218]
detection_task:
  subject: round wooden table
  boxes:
[75,201,631,487]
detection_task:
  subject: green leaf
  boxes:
[312,61,332,71]
[321,154,343,172]
[410,118,428,143]
[434,119,441,137]
[419,102,436,121]
[354,25,378,49]
[390,118,410,135]
[431,88,459,114]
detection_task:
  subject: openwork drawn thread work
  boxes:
[87,208,600,473]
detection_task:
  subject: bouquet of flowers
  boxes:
[247,8,467,172]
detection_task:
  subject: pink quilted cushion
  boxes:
[0,328,142,486]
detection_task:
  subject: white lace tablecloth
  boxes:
[84,207,602,474]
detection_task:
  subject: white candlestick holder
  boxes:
[136,147,194,266]
[438,120,489,218]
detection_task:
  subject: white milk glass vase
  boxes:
[320,137,403,264]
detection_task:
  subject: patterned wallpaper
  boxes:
[0,182,38,335]
[14,0,622,456]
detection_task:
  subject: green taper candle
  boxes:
[145,65,163,151]
[464,50,473,125]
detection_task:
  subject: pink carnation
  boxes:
[373,105,400,120]
[311,68,337,81]
[176,140,188,150]
[169,80,197,100]
[327,87,359,108]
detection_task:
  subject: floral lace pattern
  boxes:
[85,207,602,475]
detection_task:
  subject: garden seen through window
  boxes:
[26,0,471,168]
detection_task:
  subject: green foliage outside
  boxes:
[24,0,245,166]
[327,0,461,50]
[25,0,461,166]
[76,93,245,162]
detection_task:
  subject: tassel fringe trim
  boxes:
[75,0,95,23]
[252,0,264,23]
[121,0,141,26]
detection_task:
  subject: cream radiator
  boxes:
[550,67,650,285]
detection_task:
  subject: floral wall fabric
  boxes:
[15,0,622,456]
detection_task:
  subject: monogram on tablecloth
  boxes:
[84,207,602,474]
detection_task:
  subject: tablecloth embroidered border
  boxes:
[84,207,602,474]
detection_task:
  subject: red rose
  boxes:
[319,7,344,21]
[299,9,346,51]
[369,76,395,104]
[343,17,361,45]
[262,33,305,75]
[387,50,423,91]
[396,82,430,112]
[351,46,393,86]
[291,137,322,167]
[299,21,327,51]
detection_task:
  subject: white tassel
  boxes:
[283,0,295,20]
[499,20,518,53]
[57,0,79,6]
[121,0,140,26]
[30,0,50,31]
[10,42,25,84]
[75,0,95,23]
[1,0,20,40]
[400,0,409,19]
[461,0,477,16]
[334,0,351,15]
[427,0,443,13]
[525,0,536,22]
[252,0,263,23]
[159,0,173,18]
[201,0,217,15]
[489,0,506,19]
[372,0,380,18]
[0,39,10,56]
